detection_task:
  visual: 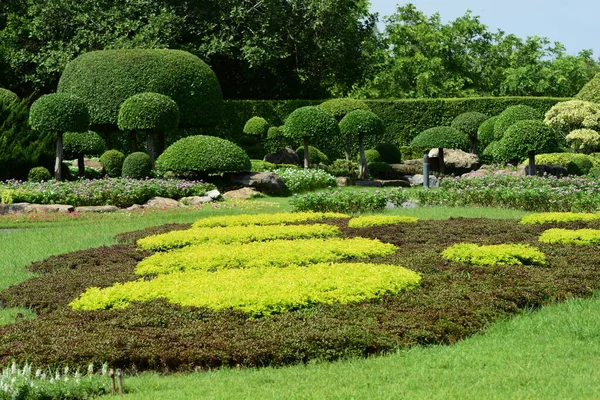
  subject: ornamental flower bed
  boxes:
[348,215,418,228]
[520,212,600,225]
[442,243,547,266]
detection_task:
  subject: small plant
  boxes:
[339,110,384,179]
[348,215,418,228]
[367,161,393,179]
[520,212,600,225]
[451,111,488,153]
[539,228,600,245]
[99,149,125,178]
[243,116,269,136]
[272,167,337,193]
[294,145,330,166]
[442,243,547,266]
[63,131,106,177]
[290,187,409,213]
[566,129,600,154]
[122,152,153,179]
[477,116,498,153]
[250,159,276,172]
[326,159,359,179]
[27,166,52,182]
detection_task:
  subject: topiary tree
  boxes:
[117,92,180,164]
[451,111,488,153]
[99,150,126,178]
[575,72,600,103]
[155,135,251,179]
[565,129,600,154]
[0,88,19,106]
[29,93,90,181]
[122,152,153,179]
[481,141,509,165]
[63,131,106,177]
[283,106,340,169]
[243,117,269,137]
[543,100,600,140]
[499,120,560,176]
[294,145,330,166]
[264,125,293,154]
[494,105,540,141]
[410,127,469,174]
[361,149,382,163]
[374,143,401,164]
[339,110,385,179]
[477,116,498,155]
[319,98,371,160]
[27,166,52,182]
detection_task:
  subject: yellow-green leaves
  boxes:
[191,212,349,228]
[539,228,600,245]
[348,215,418,228]
[520,212,600,225]
[442,243,547,266]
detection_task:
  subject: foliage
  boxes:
[451,111,488,148]
[539,228,600,245]
[58,49,222,128]
[367,162,393,179]
[400,146,429,161]
[543,100,600,138]
[294,146,330,166]
[27,167,52,182]
[264,126,294,154]
[339,110,385,140]
[588,167,600,178]
[477,116,498,152]
[99,149,125,178]
[271,167,337,194]
[155,135,251,177]
[347,215,418,228]
[566,156,594,176]
[192,212,348,228]
[137,224,341,252]
[243,117,269,136]
[410,127,469,150]
[0,88,18,105]
[250,160,276,172]
[122,152,153,179]
[118,92,180,132]
[29,93,89,134]
[326,159,359,178]
[136,238,396,275]
[363,149,382,163]
[535,152,600,169]
[565,129,600,153]
[519,212,600,225]
[499,120,560,162]
[493,105,541,140]
[576,72,600,103]
[283,106,339,143]
[318,98,370,121]
[0,178,214,207]
[374,143,402,164]
[63,131,106,159]
[442,243,547,267]
[290,187,409,213]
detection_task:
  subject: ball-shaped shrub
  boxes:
[243,117,269,136]
[451,111,488,142]
[99,150,126,178]
[575,72,600,103]
[362,149,382,163]
[118,92,180,132]
[29,93,90,133]
[27,166,52,182]
[57,49,223,128]
[499,120,560,162]
[295,145,330,165]
[477,116,498,151]
[368,162,393,179]
[410,127,469,151]
[566,128,600,154]
[318,98,370,121]
[283,106,339,142]
[494,105,540,140]
[481,141,509,164]
[0,88,19,105]
[339,110,385,139]
[155,135,251,176]
[567,156,594,176]
[326,159,359,179]
[122,152,153,179]
[63,131,106,159]
[544,100,600,137]
[374,143,401,164]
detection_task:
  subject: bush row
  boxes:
[441,243,547,266]
[191,212,348,228]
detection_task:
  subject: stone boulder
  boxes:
[23,204,75,213]
[376,179,411,187]
[390,163,423,176]
[74,206,119,213]
[523,164,568,177]
[223,187,263,199]
[223,172,287,196]
[206,189,222,200]
[336,177,354,187]
[179,196,214,206]
[0,203,30,215]
[263,147,300,165]
[428,149,480,174]
[354,179,383,187]
[145,197,182,209]
[409,174,440,188]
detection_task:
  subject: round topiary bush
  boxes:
[374,143,401,164]
[410,126,469,174]
[243,117,269,136]
[155,135,251,177]
[0,88,19,105]
[339,109,385,179]
[362,149,382,163]
[99,150,126,178]
[477,116,498,153]
[500,120,560,174]
[451,111,488,152]
[122,152,153,179]
[494,105,540,141]
[318,98,370,121]
[326,159,359,179]
[566,129,600,154]
[29,93,90,134]
[27,166,52,182]
[367,161,393,179]
[575,72,600,103]
[567,156,594,176]
[295,145,330,166]
[118,93,180,132]
[63,131,106,160]
[57,49,223,128]
[481,141,508,164]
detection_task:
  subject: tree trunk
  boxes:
[344,138,351,161]
[303,137,309,169]
[470,139,477,154]
[147,132,155,166]
[157,131,165,157]
[55,132,63,181]
[129,131,137,152]
[438,147,445,175]
[528,151,536,176]
[359,134,367,179]
[77,154,85,178]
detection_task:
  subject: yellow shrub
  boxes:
[136,237,398,275]
[520,212,600,225]
[191,212,349,228]
[137,224,342,251]
[539,228,600,245]
[70,263,421,317]
[442,243,547,266]
[348,215,418,228]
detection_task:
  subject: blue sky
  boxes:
[368,0,599,57]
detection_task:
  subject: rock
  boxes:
[223,172,287,196]
[354,180,383,187]
[336,177,354,187]
[126,204,144,211]
[179,196,214,206]
[401,200,419,208]
[223,187,264,199]
[23,204,75,213]
[206,189,221,200]
[390,163,423,175]
[263,147,300,165]
[73,158,103,170]
[74,206,119,213]
[376,179,411,187]
[409,174,440,188]
[0,203,30,215]
[145,197,182,209]
[461,169,493,179]
[428,148,480,173]
[523,164,568,177]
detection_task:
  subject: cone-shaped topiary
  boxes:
[122,152,153,179]
[477,116,498,154]
[494,105,540,141]
[63,131,106,177]
[155,135,251,178]
[283,106,339,169]
[575,72,600,103]
[319,98,370,160]
[243,117,269,136]
[451,111,488,153]
[99,150,125,178]
[0,88,19,105]
[339,110,384,179]
[499,120,560,176]
[29,93,90,181]
[410,126,469,174]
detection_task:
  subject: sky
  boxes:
[368,0,600,57]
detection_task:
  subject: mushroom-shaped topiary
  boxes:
[122,152,153,179]
[493,105,540,141]
[499,120,560,176]
[410,127,469,174]
[319,98,371,160]
[29,93,90,181]
[451,111,488,153]
[243,117,269,137]
[283,106,339,169]
[63,131,106,177]
[155,135,251,179]
[0,88,19,105]
[118,92,180,164]
[477,116,498,154]
[339,110,384,179]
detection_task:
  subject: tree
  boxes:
[319,98,370,160]
[451,111,488,153]
[410,127,469,174]
[494,105,541,141]
[339,110,384,179]
[63,131,106,177]
[28,93,89,180]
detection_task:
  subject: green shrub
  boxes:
[250,159,276,172]
[295,145,330,166]
[589,167,600,178]
[481,141,509,164]
[29,93,90,134]
[374,142,402,163]
[243,117,269,136]
[339,109,385,178]
[326,159,359,178]
[192,212,349,228]
[499,120,560,163]
[565,128,600,153]
[27,166,52,182]
[539,228,600,245]
[264,126,294,154]
[451,111,488,151]
[290,187,408,213]
[272,167,337,193]
[155,135,251,177]
[494,105,541,140]
[367,161,393,179]
[442,243,547,267]
[363,149,381,163]
[575,72,600,103]
[410,127,469,151]
[58,49,223,128]
[122,152,153,179]
[118,92,180,132]
[99,150,125,178]
[0,88,19,105]
[63,131,106,159]
[567,156,594,176]
[520,212,600,225]
[400,146,429,160]
[543,100,600,138]
[476,116,498,152]
[318,98,370,121]
[535,152,600,169]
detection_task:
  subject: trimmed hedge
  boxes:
[348,215,418,228]
[192,212,348,228]
[117,92,180,132]
[29,93,90,133]
[520,212,600,225]
[539,228,600,245]
[122,152,153,179]
[499,120,560,162]
[57,49,222,128]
